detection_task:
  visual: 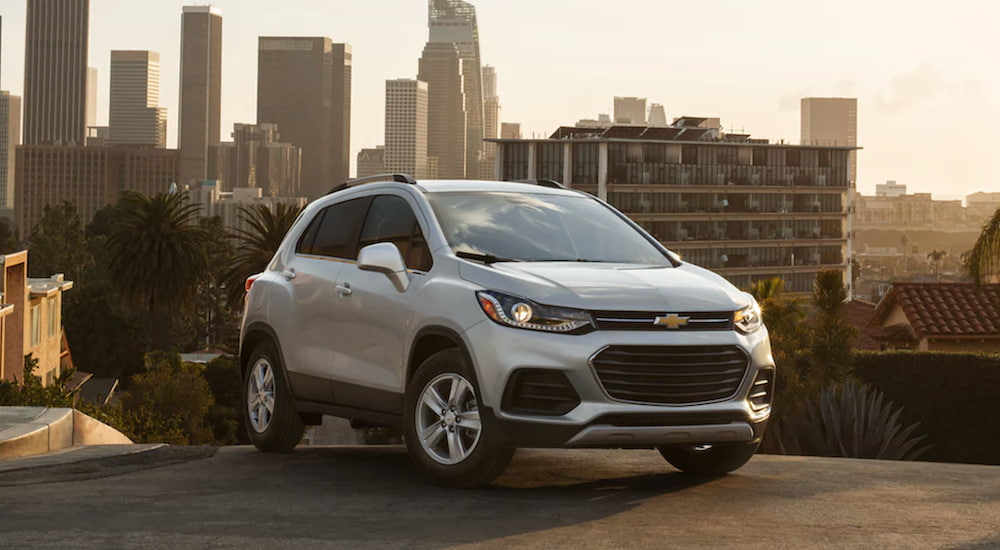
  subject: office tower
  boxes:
[384,79,428,178]
[257,37,352,199]
[178,5,222,184]
[480,65,499,180]
[23,0,89,145]
[417,42,466,179]
[356,146,385,178]
[16,146,179,232]
[500,122,521,139]
[208,123,302,197]
[108,51,167,147]
[801,97,858,184]
[614,97,646,125]
[648,104,667,127]
[428,0,483,179]
[86,67,97,127]
[0,92,21,209]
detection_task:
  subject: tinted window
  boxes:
[359,195,433,271]
[306,198,369,259]
[296,211,323,254]
[426,192,670,265]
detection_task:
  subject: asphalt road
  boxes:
[0,446,998,549]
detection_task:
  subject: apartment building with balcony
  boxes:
[490,118,857,293]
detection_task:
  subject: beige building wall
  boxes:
[614,97,646,125]
[801,97,857,184]
[384,79,428,178]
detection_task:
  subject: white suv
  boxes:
[240,174,774,487]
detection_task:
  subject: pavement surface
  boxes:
[0,445,998,549]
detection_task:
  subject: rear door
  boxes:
[279,196,369,402]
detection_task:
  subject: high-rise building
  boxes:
[384,79,428,178]
[418,42,466,179]
[15,146,180,232]
[86,67,97,128]
[178,5,222,185]
[108,51,167,148]
[208,123,302,198]
[491,120,857,294]
[0,92,21,210]
[356,146,385,178]
[428,0,483,179]
[23,0,90,146]
[875,180,906,197]
[480,65,499,180]
[648,103,667,127]
[257,37,352,199]
[500,122,521,139]
[614,97,646,126]
[801,97,858,185]
[185,181,307,234]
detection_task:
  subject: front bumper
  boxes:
[463,319,774,448]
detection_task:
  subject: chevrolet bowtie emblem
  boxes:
[654,314,689,329]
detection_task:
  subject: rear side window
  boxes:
[297,197,369,259]
[359,195,433,271]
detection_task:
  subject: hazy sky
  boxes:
[1,0,998,198]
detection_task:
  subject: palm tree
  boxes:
[927,249,946,280]
[223,202,304,307]
[967,209,1000,286]
[106,192,210,350]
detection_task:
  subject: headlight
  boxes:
[476,291,594,333]
[734,298,763,334]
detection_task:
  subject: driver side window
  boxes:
[359,195,433,272]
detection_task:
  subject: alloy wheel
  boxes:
[416,373,483,465]
[247,358,276,433]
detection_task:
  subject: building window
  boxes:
[31,305,41,347]
[535,143,564,182]
[571,143,599,185]
[48,299,58,338]
[501,143,529,181]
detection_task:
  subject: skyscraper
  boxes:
[257,37,352,199]
[428,0,483,179]
[86,67,97,128]
[0,92,21,210]
[356,146,385,178]
[614,97,646,125]
[23,0,89,145]
[801,97,858,185]
[648,103,667,127]
[109,51,167,148]
[418,42,466,179]
[208,123,301,197]
[178,5,222,185]
[480,65,500,180]
[384,79,428,178]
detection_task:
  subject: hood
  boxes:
[458,261,750,312]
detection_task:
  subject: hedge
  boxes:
[854,351,1000,465]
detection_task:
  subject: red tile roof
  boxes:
[842,300,880,350]
[873,282,1000,338]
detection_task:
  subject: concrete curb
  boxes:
[0,407,133,461]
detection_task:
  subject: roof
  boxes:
[841,299,880,350]
[873,282,1000,338]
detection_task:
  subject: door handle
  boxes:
[336,283,353,296]
[282,268,296,280]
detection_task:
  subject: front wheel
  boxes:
[658,441,760,476]
[403,349,514,487]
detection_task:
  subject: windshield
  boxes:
[427,191,672,264]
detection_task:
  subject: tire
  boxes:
[242,340,304,452]
[403,349,515,488]
[658,441,760,476]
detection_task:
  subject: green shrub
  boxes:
[854,351,1000,465]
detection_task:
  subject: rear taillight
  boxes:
[245,274,261,293]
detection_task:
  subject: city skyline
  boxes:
[0,0,997,196]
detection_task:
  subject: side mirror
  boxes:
[358,242,409,292]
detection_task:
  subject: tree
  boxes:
[809,270,856,389]
[966,208,1000,286]
[0,216,18,254]
[927,249,946,280]
[222,202,304,307]
[106,192,210,350]
[195,216,238,349]
[118,351,214,444]
[27,201,93,282]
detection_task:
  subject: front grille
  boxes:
[591,311,733,331]
[502,369,580,416]
[591,345,750,405]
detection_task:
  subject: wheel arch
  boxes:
[407,326,476,387]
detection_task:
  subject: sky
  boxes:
[1,0,998,199]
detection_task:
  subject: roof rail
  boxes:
[328,173,417,194]
[513,179,567,189]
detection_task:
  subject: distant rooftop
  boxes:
[183,5,223,16]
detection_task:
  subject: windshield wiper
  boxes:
[455,250,519,264]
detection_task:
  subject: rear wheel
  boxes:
[403,349,514,487]
[658,441,759,476]
[243,341,304,452]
